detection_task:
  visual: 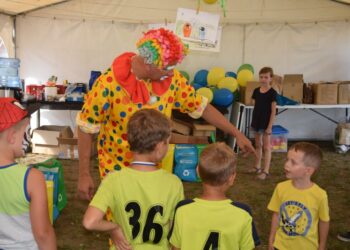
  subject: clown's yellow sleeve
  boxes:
[173,70,208,119]
[76,70,114,134]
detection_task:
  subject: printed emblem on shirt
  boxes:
[279,200,312,237]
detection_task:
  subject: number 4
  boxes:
[204,231,220,250]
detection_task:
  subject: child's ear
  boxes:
[6,128,16,144]
[196,165,200,178]
[228,172,236,186]
[306,166,316,176]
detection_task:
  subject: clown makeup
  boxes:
[145,62,175,81]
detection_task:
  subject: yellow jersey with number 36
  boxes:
[90,167,184,250]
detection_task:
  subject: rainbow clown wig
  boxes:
[136,28,188,68]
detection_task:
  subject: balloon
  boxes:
[237,64,254,74]
[196,87,213,103]
[207,67,225,87]
[194,69,209,86]
[179,70,190,82]
[237,69,254,87]
[192,83,202,90]
[217,77,238,92]
[203,0,218,4]
[213,89,234,107]
[225,71,237,79]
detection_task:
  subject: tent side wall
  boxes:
[16,16,350,140]
[0,14,14,58]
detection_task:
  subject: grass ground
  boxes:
[38,141,350,250]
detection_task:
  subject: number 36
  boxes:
[125,202,164,244]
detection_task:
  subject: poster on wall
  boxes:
[175,8,220,45]
[148,9,222,52]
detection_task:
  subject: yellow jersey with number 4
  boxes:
[169,198,258,250]
[90,167,184,250]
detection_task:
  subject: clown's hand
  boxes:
[77,174,95,201]
[235,131,256,157]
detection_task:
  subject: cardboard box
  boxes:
[282,74,304,103]
[338,82,350,104]
[170,132,209,144]
[32,126,73,155]
[335,123,350,145]
[240,81,260,105]
[192,123,216,137]
[172,119,191,135]
[271,74,283,94]
[312,82,338,104]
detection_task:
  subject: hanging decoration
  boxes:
[200,0,227,17]
[203,0,218,3]
[219,0,227,17]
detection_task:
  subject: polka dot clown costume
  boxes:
[77,28,208,178]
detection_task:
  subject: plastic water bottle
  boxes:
[0,57,21,88]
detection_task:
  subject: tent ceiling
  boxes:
[0,0,68,15]
[1,0,350,23]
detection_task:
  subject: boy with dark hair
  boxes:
[169,142,260,250]
[0,98,56,250]
[83,109,184,250]
[268,142,329,250]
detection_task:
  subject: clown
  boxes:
[77,28,254,200]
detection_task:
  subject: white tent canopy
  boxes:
[1,0,350,139]
[1,0,349,23]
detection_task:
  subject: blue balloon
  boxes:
[213,89,234,107]
[194,69,209,86]
[225,71,237,79]
[192,83,202,90]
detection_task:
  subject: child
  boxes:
[250,67,277,180]
[268,142,329,250]
[169,142,260,250]
[0,98,56,250]
[83,109,184,250]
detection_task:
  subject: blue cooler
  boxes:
[0,57,21,88]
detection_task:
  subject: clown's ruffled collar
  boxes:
[113,52,172,105]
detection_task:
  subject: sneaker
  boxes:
[337,231,350,242]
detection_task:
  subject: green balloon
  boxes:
[237,64,254,74]
[180,70,190,81]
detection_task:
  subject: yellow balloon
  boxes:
[203,0,218,4]
[217,77,238,92]
[237,69,254,87]
[207,67,225,87]
[196,87,213,103]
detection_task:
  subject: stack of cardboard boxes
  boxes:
[32,126,97,159]
[239,74,350,105]
[170,119,215,144]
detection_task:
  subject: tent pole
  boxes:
[242,24,246,64]
[13,17,16,58]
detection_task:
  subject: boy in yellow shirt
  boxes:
[83,109,184,250]
[169,142,260,250]
[268,142,330,250]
